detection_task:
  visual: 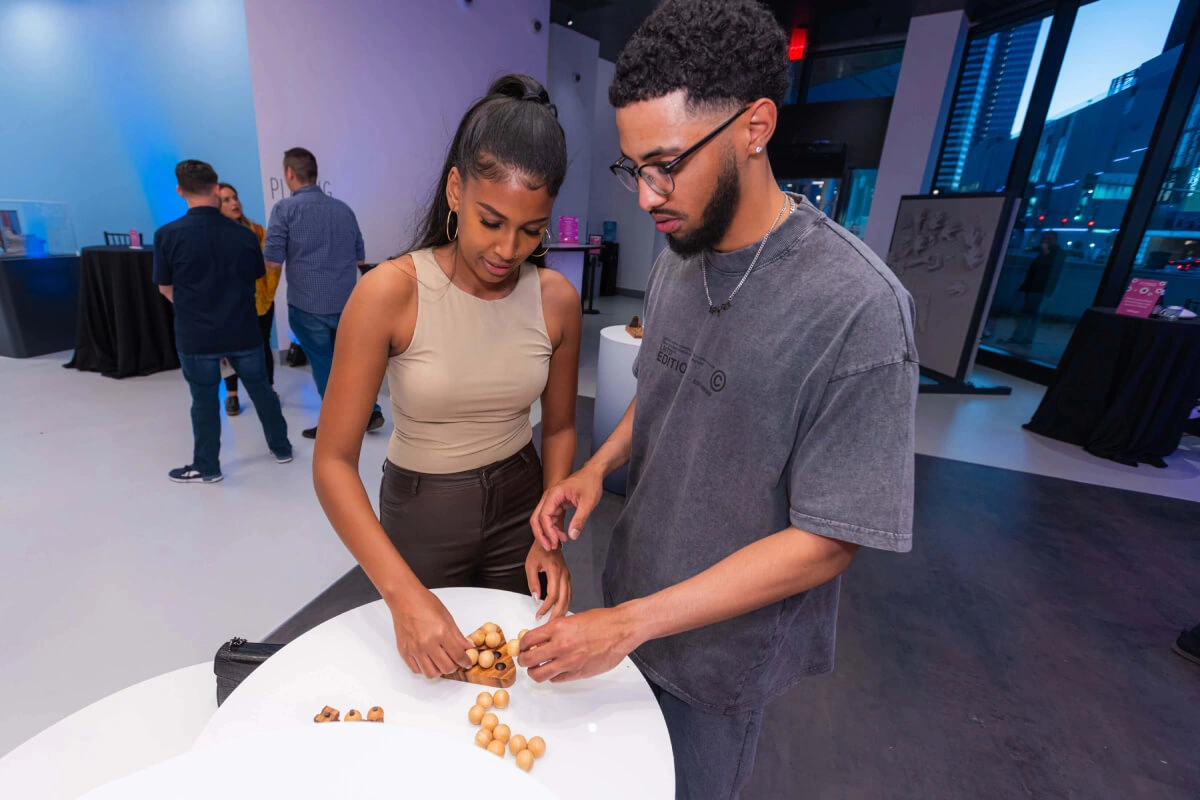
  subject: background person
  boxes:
[263,147,382,438]
[218,181,279,415]
[153,160,292,483]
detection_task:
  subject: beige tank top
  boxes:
[385,249,552,474]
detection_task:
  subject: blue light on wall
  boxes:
[0,0,264,248]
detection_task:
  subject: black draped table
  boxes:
[65,246,178,378]
[1025,307,1200,467]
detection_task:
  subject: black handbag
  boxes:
[214,637,284,706]
[285,342,308,367]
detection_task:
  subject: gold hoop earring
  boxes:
[445,209,459,242]
[531,229,551,258]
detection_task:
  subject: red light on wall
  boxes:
[789,27,808,61]
[1061,218,1069,224]
[1087,220,1096,227]
[1038,215,1046,222]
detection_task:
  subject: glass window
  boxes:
[982,0,1183,365]
[779,178,839,218]
[805,46,905,103]
[933,15,1053,193]
[836,169,878,239]
[1130,84,1200,301]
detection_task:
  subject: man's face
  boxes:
[615,92,743,257]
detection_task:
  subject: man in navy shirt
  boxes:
[264,147,382,439]
[153,160,292,483]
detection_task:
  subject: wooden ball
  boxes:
[469,630,487,648]
[477,692,494,710]
[528,736,546,758]
[478,650,496,669]
[493,689,510,709]
[509,734,527,755]
[481,713,499,731]
[468,705,486,725]
[367,706,384,722]
[483,622,500,633]
[518,629,530,640]
[466,647,479,666]
[487,739,507,757]
[484,631,503,649]
[506,639,521,658]
[493,724,511,743]
[475,729,493,748]
[345,709,362,722]
[516,749,535,772]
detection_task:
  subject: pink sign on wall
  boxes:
[1116,278,1167,318]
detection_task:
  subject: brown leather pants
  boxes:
[379,442,541,595]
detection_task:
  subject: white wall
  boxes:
[864,10,968,258]
[588,58,661,294]
[242,0,551,341]
[548,24,599,237]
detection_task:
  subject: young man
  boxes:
[263,147,382,439]
[520,1,918,797]
[153,160,292,483]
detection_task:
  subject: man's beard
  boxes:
[664,150,741,258]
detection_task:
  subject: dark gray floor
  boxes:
[271,399,1200,799]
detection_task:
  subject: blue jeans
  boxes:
[652,681,764,800]
[178,347,291,475]
[288,304,380,413]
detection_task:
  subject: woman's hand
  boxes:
[387,587,473,678]
[525,542,572,620]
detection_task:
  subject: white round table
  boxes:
[594,325,642,495]
[84,722,559,799]
[194,587,675,799]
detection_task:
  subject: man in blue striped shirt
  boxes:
[264,147,383,438]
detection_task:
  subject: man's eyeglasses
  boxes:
[610,106,751,197]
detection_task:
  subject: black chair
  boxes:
[104,232,131,246]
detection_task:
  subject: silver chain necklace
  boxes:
[703,194,794,316]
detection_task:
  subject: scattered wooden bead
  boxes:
[367,706,384,723]
[475,729,493,748]
[509,734,527,755]
[487,739,507,757]
[481,713,499,731]
[516,749,535,772]
[493,689,510,709]
[478,650,496,669]
[484,631,503,649]
[528,736,546,758]
[344,709,363,722]
[468,705,486,725]
[492,723,511,743]
[313,705,340,723]
[477,691,494,710]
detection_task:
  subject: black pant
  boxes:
[226,304,275,391]
[378,443,542,594]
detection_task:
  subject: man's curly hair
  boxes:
[609,0,790,112]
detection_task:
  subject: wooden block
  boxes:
[441,624,517,688]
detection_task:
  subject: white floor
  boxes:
[1,296,1197,757]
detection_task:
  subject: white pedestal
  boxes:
[594,326,642,495]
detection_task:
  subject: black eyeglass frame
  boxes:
[609,105,752,197]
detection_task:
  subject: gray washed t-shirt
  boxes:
[603,195,917,714]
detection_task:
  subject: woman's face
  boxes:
[219,187,242,221]
[447,168,554,286]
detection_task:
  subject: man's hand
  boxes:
[530,465,604,550]
[525,543,572,620]
[517,607,642,683]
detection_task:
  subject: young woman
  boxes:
[312,75,581,678]
[218,182,280,414]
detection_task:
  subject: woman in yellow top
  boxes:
[219,182,281,415]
